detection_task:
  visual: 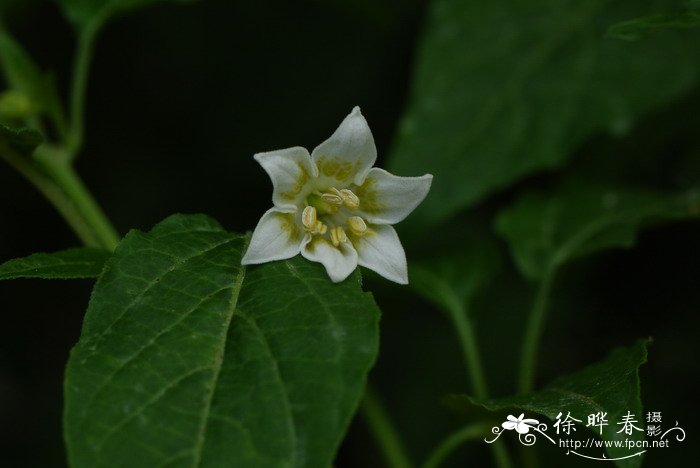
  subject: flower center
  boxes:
[303,187,367,247]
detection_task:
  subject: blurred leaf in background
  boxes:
[495,181,699,280]
[57,0,198,31]
[607,0,700,41]
[389,0,700,231]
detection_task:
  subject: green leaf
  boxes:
[64,214,380,467]
[0,120,41,155]
[410,221,501,313]
[0,25,65,128]
[608,12,700,40]
[388,0,700,230]
[495,181,698,280]
[57,0,196,31]
[607,2,700,41]
[0,247,110,280]
[448,339,650,468]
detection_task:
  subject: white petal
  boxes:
[507,415,519,422]
[522,418,539,426]
[502,422,517,430]
[352,224,407,284]
[354,168,432,225]
[242,208,305,265]
[254,147,318,210]
[301,236,358,283]
[311,106,377,186]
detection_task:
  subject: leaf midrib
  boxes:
[190,234,250,468]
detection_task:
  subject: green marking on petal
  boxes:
[307,235,326,254]
[354,177,385,214]
[280,162,310,201]
[274,212,302,243]
[316,155,360,182]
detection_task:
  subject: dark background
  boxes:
[1,0,698,467]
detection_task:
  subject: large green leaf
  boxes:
[0,247,110,280]
[495,182,698,280]
[449,340,650,468]
[64,214,380,467]
[57,0,196,31]
[388,0,700,230]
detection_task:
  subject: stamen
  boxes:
[321,187,343,205]
[302,206,327,235]
[330,226,348,247]
[339,189,360,209]
[347,216,367,236]
[302,206,317,229]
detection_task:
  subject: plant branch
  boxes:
[518,266,556,394]
[33,145,119,250]
[0,145,99,246]
[411,273,513,468]
[360,386,413,468]
[67,24,99,158]
[443,298,489,398]
[421,422,510,468]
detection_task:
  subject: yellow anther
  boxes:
[302,206,327,235]
[330,226,348,247]
[302,206,317,230]
[347,216,367,236]
[321,187,343,205]
[339,189,360,209]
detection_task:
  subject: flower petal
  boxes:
[254,146,318,210]
[242,208,305,265]
[522,418,540,426]
[354,168,432,225]
[507,415,519,422]
[301,236,358,283]
[352,224,408,284]
[311,106,377,186]
[502,422,517,430]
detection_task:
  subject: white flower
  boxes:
[502,414,540,434]
[241,106,432,284]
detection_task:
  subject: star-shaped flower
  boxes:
[502,414,540,434]
[241,106,432,283]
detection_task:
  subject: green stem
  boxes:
[0,145,100,246]
[422,423,509,468]
[33,146,119,250]
[432,286,513,468]
[67,24,99,158]
[518,267,556,394]
[360,386,413,468]
[444,299,489,398]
